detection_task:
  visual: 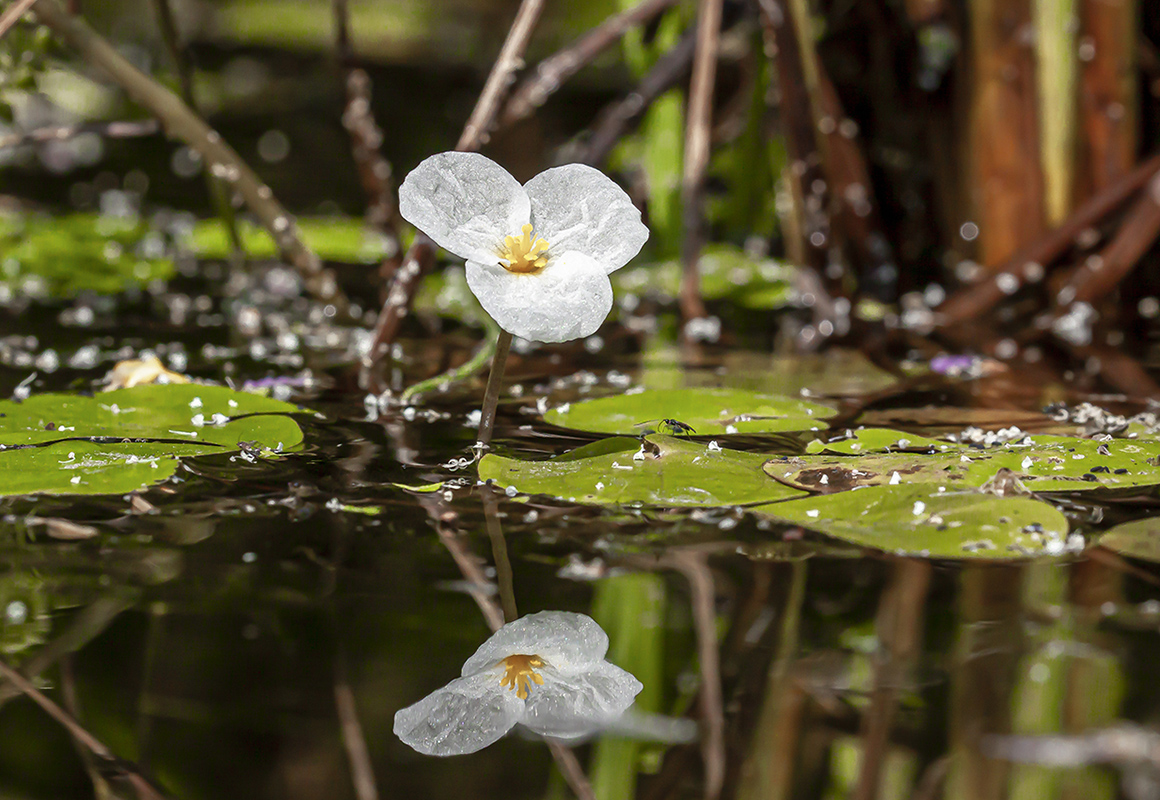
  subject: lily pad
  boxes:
[768,434,1160,493]
[545,388,835,436]
[753,486,1071,559]
[0,385,305,497]
[186,217,393,263]
[804,428,963,455]
[479,435,806,507]
[1096,518,1160,563]
[0,213,175,297]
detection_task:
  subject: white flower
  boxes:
[393,610,643,756]
[398,152,649,343]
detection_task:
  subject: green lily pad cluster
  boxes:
[0,384,305,497]
[0,213,175,297]
[185,216,393,264]
[483,390,1160,560]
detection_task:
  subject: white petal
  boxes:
[462,611,610,677]
[519,661,644,739]
[524,163,648,274]
[465,252,613,343]
[398,152,530,262]
[393,672,524,756]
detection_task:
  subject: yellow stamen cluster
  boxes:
[499,654,545,699]
[498,224,550,274]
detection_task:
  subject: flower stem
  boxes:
[476,328,513,452]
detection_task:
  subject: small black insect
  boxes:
[635,418,697,436]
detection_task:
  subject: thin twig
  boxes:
[332,0,402,251]
[0,657,169,800]
[666,550,725,800]
[936,151,1160,325]
[0,0,38,39]
[500,0,679,128]
[456,0,546,151]
[31,0,348,313]
[0,118,158,150]
[367,0,545,362]
[400,318,500,402]
[335,648,380,800]
[151,0,244,257]
[678,0,725,323]
[580,28,697,167]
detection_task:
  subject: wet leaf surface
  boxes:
[0,385,305,496]
[480,435,806,507]
[544,387,835,436]
[754,485,1071,559]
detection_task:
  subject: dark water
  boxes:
[1,277,1158,800]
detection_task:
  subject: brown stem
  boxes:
[0,0,38,39]
[477,328,513,451]
[936,151,1160,326]
[366,0,545,362]
[581,28,697,167]
[332,0,402,255]
[678,0,724,323]
[500,0,679,129]
[0,657,169,800]
[482,487,519,623]
[31,0,347,312]
[151,0,244,258]
[335,648,379,800]
[456,0,546,151]
[666,550,725,800]
[853,559,932,800]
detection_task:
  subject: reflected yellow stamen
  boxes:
[497,223,550,274]
[498,654,545,699]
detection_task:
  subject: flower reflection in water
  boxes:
[394,611,643,756]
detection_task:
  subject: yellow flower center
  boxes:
[498,654,545,699]
[498,224,550,274]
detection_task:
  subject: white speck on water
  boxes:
[806,509,819,518]
[632,446,646,462]
[190,397,203,409]
[5,601,27,624]
[913,501,925,515]
[1021,456,1033,470]
[707,441,722,452]
[889,471,901,485]
[505,485,518,497]
[242,552,257,563]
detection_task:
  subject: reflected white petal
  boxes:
[519,661,644,739]
[398,152,530,262]
[393,672,524,756]
[524,164,648,274]
[464,252,612,344]
[462,611,611,677]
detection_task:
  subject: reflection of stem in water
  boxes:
[60,655,116,800]
[0,657,170,800]
[0,590,137,707]
[482,488,519,623]
[947,564,1025,800]
[737,560,808,800]
[854,558,932,800]
[335,648,380,800]
[420,494,593,798]
[666,550,725,800]
[136,602,167,770]
[477,328,513,451]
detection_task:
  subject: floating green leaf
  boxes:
[0,213,175,297]
[1096,518,1160,563]
[754,486,1071,559]
[769,434,1160,493]
[804,428,963,455]
[479,435,805,507]
[0,385,305,497]
[186,216,392,263]
[545,388,835,436]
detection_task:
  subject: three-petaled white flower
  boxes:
[393,610,643,756]
[398,152,649,343]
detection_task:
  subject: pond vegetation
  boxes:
[2,1,1160,799]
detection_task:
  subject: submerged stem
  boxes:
[476,328,513,452]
